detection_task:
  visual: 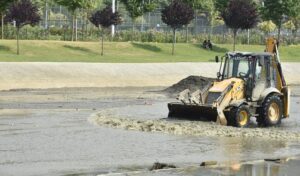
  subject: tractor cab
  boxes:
[216,52,276,102]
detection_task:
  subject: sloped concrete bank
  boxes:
[0,62,299,91]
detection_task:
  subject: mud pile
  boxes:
[163,76,214,95]
[90,112,300,141]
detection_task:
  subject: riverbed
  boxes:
[0,86,300,176]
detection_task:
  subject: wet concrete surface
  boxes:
[0,87,300,176]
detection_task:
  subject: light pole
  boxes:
[45,0,48,29]
[112,0,115,37]
[141,0,144,32]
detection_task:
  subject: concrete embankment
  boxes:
[0,62,299,90]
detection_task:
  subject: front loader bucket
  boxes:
[168,102,218,121]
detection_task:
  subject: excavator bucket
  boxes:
[167,78,237,125]
[168,102,218,121]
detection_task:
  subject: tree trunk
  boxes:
[172,28,176,55]
[1,13,4,40]
[233,29,237,51]
[16,28,20,55]
[185,25,188,43]
[63,26,66,41]
[100,27,104,56]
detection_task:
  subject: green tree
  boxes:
[182,0,202,9]
[260,0,294,41]
[5,0,41,55]
[283,20,296,44]
[214,0,229,12]
[283,20,296,31]
[287,0,300,43]
[89,6,122,56]
[258,20,277,35]
[120,0,157,40]
[54,0,90,41]
[222,0,258,51]
[0,0,14,40]
[161,0,194,55]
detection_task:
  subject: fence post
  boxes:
[75,18,78,41]
[112,0,115,37]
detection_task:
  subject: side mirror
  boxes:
[215,56,219,63]
[249,74,253,79]
[217,72,221,78]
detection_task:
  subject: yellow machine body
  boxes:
[168,37,290,127]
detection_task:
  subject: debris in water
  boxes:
[150,162,176,171]
[200,161,218,166]
[264,158,281,162]
[264,158,290,163]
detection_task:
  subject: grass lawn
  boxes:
[0,40,299,62]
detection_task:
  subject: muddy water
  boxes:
[92,87,300,139]
[0,87,300,176]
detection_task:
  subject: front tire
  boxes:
[227,105,251,128]
[257,95,283,127]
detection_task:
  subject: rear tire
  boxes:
[256,95,283,127]
[227,105,251,128]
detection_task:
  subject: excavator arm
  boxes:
[265,38,286,87]
[265,37,290,118]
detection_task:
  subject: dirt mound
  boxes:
[163,76,214,95]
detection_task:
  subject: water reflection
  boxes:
[223,160,286,176]
[215,137,288,162]
[186,158,298,176]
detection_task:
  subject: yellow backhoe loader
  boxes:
[168,38,290,127]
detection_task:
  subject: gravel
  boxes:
[90,111,300,141]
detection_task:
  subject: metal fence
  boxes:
[1,3,299,44]
[37,4,221,34]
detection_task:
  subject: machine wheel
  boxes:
[228,105,251,128]
[256,95,283,127]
